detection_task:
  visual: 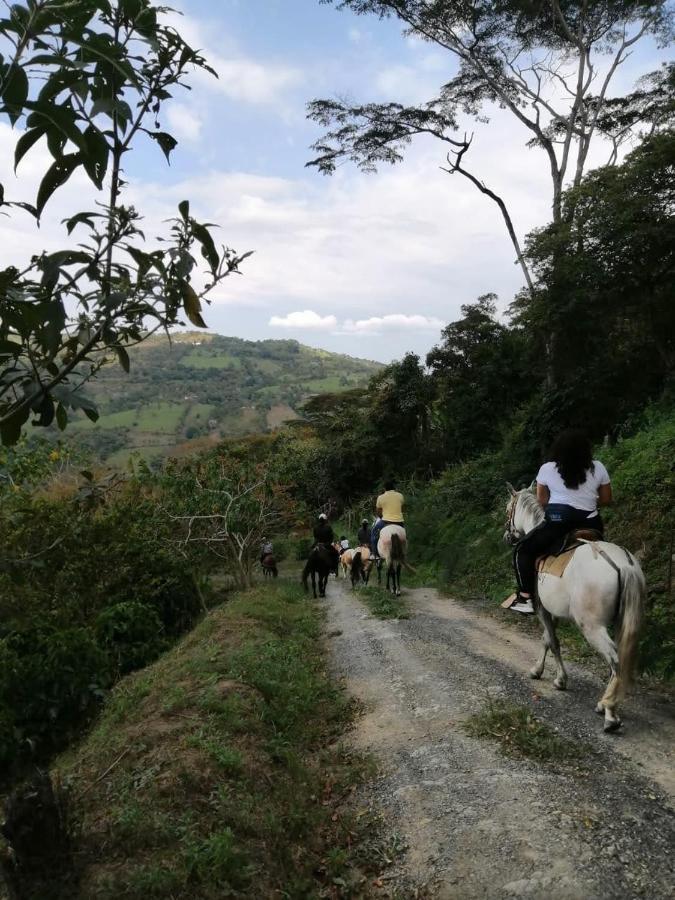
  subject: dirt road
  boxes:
[326,581,675,899]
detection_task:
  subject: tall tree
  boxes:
[0,0,250,445]
[514,129,675,434]
[426,294,530,459]
[308,0,672,292]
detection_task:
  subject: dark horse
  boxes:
[261,553,278,578]
[302,544,336,598]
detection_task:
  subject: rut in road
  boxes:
[326,580,675,899]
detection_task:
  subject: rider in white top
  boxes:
[511,430,612,615]
[536,459,610,515]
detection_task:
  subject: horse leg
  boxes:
[320,571,328,598]
[311,569,317,599]
[579,624,621,732]
[396,564,402,597]
[538,607,567,690]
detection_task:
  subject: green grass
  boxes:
[54,582,379,899]
[359,584,410,620]
[183,403,214,429]
[465,697,585,762]
[73,402,187,434]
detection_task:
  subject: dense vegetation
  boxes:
[44,333,381,464]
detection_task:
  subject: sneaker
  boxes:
[511,599,535,615]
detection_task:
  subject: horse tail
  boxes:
[390,533,404,563]
[351,550,362,584]
[604,558,645,706]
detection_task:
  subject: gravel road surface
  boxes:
[326,581,674,899]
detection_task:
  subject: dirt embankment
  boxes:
[327,581,674,899]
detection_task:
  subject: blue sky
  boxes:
[0,1,669,364]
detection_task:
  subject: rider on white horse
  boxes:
[371,480,405,558]
[511,430,612,615]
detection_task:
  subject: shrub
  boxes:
[96,603,166,676]
[0,627,110,762]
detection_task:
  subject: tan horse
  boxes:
[350,545,374,587]
[339,548,354,579]
[378,525,407,596]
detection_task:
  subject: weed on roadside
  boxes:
[359,586,410,620]
[465,696,585,762]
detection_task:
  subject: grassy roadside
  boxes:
[52,582,377,899]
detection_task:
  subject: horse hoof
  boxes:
[604,718,622,733]
[553,678,567,691]
[595,703,605,715]
[529,669,542,680]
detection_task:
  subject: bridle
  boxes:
[504,494,524,545]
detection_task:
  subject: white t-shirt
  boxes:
[536,460,610,514]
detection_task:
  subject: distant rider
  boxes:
[260,537,273,565]
[357,518,371,548]
[371,480,405,559]
[510,429,612,615]
[339,535,350,555]
[312,513,339,573]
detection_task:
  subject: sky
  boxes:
[0,0,669,363]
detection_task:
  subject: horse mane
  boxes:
[518,489,545,523]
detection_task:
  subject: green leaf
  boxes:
[180,282,207,328]
[82,405,99,423]
[63,211,97,235]
[191,220,219,275]
[2,63,29,125]
[0,405,30,446]
[150,131,178,162]
[14,126,46,171]
[56,402,68,431]
[36,153,81,217]
[0,340,22,357]
[115,346,130,372]
[82,125,109,188]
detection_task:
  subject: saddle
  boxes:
[537,528,603,579]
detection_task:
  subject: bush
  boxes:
[0,627,109,763]
[96,603,166,675]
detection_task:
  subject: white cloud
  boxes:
[269,310,338,330]
[341,314,445,335]
[166,104,203,142]
[348,27,363,43]
[162,9,303,108]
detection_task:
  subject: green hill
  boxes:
[57,334,382,465]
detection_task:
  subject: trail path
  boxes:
[326,581,675,899]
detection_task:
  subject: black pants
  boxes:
[513,513,603,595]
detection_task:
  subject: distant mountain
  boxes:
[57,333,382,465]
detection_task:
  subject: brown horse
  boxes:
[261,553,278,578]
[302,544,335,598]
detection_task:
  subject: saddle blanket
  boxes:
[537,547,578,579]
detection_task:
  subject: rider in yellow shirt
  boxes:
[371,480,405,558]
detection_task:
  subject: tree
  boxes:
[514,129,675,435]
[162,442,292,588]
[308,0,672,292]
[426,294,530,459]
[0,0,250,445]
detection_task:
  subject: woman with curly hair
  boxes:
[511,429,613,615]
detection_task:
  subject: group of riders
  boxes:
[262,429,613,610]
[307,479,406,575]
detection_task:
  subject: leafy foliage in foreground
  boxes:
[0,0,248,446]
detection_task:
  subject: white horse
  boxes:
[504,486,645,732]
[378,525,407,596]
